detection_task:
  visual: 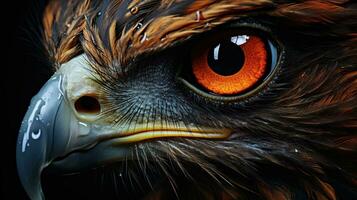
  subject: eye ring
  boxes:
[179,25,284,103]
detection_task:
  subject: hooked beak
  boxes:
[16,73,76,199]
[16,55,230,200]
[15,55,114,199]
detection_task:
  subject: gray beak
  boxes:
[16,74,102,199]
[16,55,129,200]
[17,74,69,199]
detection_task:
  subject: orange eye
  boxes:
[191,33,273,96]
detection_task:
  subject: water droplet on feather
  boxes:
[130,6,139,15]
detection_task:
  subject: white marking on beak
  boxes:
[22,100,43,152]
[31,129,42,140]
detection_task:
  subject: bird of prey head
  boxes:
[17,0,357,199]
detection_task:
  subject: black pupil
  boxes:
[207,36,246,76]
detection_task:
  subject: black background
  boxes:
[4,0,50,199]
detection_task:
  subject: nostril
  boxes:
[74,96,101,115]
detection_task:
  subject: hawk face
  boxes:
[17,0,357,199]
